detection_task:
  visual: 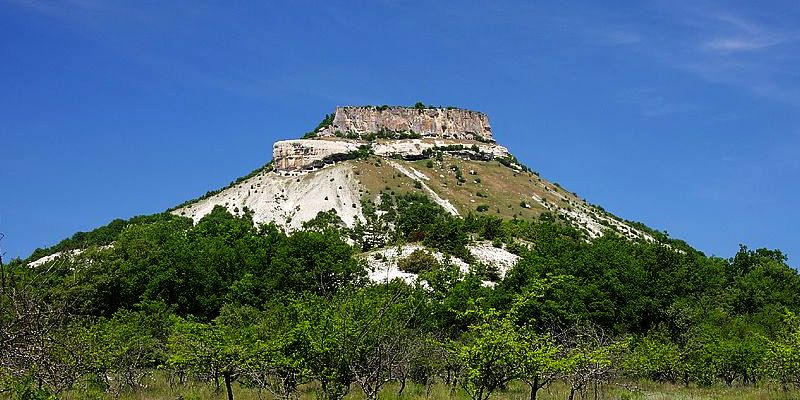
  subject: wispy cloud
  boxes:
[703,36,786,52]
[641,3,800,105]
[698,11,797,53]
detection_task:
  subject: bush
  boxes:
[397,249,439,274]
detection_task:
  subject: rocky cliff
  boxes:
[317,106,493,141]
[273,139,511,172]
[273,140,360,171]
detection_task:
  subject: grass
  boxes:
[53,373,800,400]
[404,156,567,221]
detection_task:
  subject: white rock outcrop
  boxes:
[318,106,493,141]
[272,139,510,172]
[175,163,365,231]
[273,140,360,171]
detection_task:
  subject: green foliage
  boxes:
[303,113,335,138]
[85,304,170,395]
[625,334,681,383]
[12,176,800,397]
[397,249,440,274]
[766,312,800,390]
[452,309,525,400]
[167,315,251,400]
[27,213,189,263]
[302,210,347,234]
[321,144,374,163]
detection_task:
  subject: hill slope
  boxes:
[173,106,654,243]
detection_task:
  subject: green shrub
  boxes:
[397,249,439,273]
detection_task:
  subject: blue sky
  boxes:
[0,0,798,267]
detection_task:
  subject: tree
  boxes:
[517,329,560,400]
[397,249,440,274]
[269,230,365,298]
[297,284,420,400]
[560,323,628,400]
[0,273,92,397]
[246,327,310,400]
[86,304,169,396]
[624,334,681,384]
[166,314,254,400]
[452,308,524,400]
[766,312,800,391]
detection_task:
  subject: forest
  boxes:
[2,194,800,400]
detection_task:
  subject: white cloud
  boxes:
[703,36,784,52]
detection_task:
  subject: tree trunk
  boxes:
[224,371,234,400]
[398,377,407,397]
[568,387,576,400]
[528,376,540,400]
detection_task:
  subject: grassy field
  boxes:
[55,374,800,400]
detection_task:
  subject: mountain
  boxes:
[26,105,667,282]
[173,105,654,242]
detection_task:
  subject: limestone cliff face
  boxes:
[317,106,493,141]
[273,140,360,171]
[273,139,510,172]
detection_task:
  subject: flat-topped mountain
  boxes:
[172,105,654,244]
[26,104,661,282]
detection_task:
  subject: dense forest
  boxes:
[2,194,799,400]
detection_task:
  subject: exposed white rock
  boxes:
[174,163,365,231]
[273,139,359,171]
[386,160,459,216]
[272,138,510,172]
[468,241,520,276]
[364,244,471,284]
[28,245,113,268]
[28,249,83,268]
[318,106,493,141]
[365,242,519,285]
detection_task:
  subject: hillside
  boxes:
[173,106,654,242]
[6,105,800,400]
[27,105,660,277]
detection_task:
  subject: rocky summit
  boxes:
[316,106,493,141]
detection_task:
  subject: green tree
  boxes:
[397,249,440,274]
[452,308,523,400]
[560,323,628,400]
[624,334,681,384]
[167,314,254,400]
[766,312,800,391]
[86,304,170,396]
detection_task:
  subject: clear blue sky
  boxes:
[1,1,798,267]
